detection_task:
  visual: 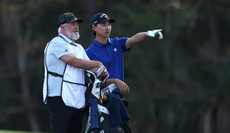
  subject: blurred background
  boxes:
[0,0,230,133]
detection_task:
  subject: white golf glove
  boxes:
[146,29,163,39]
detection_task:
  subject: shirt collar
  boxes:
[93,38,111,47]
[58,33,76,45]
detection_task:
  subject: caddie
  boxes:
[43,12,109,133]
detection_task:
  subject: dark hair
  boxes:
[91,23,97,36]
[92,30,96,36]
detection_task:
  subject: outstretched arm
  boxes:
[126,32,148,49]
[126,29,163,49]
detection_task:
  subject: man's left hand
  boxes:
[146,29,163,39]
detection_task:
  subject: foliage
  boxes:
[0,0,230,133]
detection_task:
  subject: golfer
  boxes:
[86,12,163,133]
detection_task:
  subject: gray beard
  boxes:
[66,28,80,41]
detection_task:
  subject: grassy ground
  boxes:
[0,130,46,133]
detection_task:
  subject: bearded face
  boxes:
[66,27,80,41]
[60,22,80,41]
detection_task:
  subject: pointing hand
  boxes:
[146,29,163,39]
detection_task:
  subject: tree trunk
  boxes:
[0,0,41,131]
[207,0,220,62]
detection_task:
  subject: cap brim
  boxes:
[76,18,84,23]
[108,19,115,23]
[69,18,84,23]
[98,18,115,24]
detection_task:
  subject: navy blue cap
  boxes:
[90,13,115,25]
[57,12,83,27]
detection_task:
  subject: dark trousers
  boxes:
[47,97,83,133]
[113,93,132,133]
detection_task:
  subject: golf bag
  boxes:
[83,67,131,133]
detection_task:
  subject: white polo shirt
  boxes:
[43,34,89,109]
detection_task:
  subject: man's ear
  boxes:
[60,24,64,29]
[60,24,66,33]
[92,25,96,31]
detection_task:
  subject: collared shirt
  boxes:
[86,37,130,93]
[43,34,89,108]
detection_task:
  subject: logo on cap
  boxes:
[100,13,108,19]
[90,13,115,26]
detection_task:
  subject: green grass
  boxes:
[0,130,47,133]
